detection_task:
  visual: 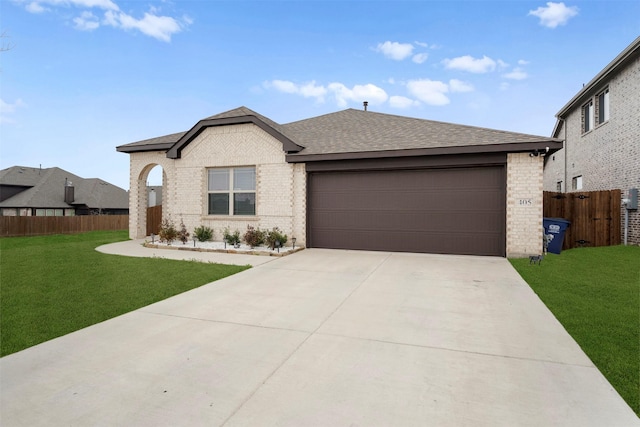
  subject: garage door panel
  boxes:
[308,167,505,256]
[310,229,504,256]
[310,211,503,233]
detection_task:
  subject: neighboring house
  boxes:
[117,106,562,257]
[147,186,162,207]
[0,166,129,216]
[543,36,640,244]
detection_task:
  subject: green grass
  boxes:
[0,231,250,357]
[510,245,640,416]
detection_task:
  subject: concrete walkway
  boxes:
[1,244,637,426]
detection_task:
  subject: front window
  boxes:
[207,167,256,216]
[556,181,563,192]
[596,88,609,125]
[582,100,594,133]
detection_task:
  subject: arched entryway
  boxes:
[133,163,167,238]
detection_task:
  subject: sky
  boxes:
[1,0,638,190]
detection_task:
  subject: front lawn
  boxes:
[0,231,250,357]
[510,245,640,416]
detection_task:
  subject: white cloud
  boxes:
[22,0,119,12]
[299,81,327,99]
[518,59,530,65]
[389,96,420,109]
[406,79,450,106]
[414,41,428,48]
[443,55,497,73]
[268,80,298,94]
[264,80,327,102]
[73,11,99,30]
[412,53,428,64]
[503,67,528,80]
[264,80,388,108]
[26,1,46,12]
[328,83,388,107]
[500,82,511,91]
[449,79,474,93]
[375,41,414,61]
[110,11,184,42]
[497,59,509,69]
[0,98,27,124]
[529,2,579,28]
[17,0,189,42]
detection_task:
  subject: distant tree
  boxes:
[1,31,14,52]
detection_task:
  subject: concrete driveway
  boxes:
[1,248,637,426]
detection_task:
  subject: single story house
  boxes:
[0,166,129,216]
[117,107,562,257]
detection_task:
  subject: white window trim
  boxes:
[572,175,583,191]
[582,100,594,134]
[206,167,257,216]
[596,87,609,126]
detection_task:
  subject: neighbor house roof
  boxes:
[0,166,129,210]
[552,36,640,137]
[117,106,562,161]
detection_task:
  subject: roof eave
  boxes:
[166,115,304,159]
[556,36,640,119]
[116,142,175,153]
[286,140,563,163]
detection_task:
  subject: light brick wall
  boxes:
[507,153,544,257]
[126,124,306,246]
[127,152,174,239]
[543,55,640,244]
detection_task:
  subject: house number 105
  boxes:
[519,199,533,205]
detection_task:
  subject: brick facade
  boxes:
[544,51,639,244]
[507,153,544,257]
[127,124,306,246]
[127,126,544,258]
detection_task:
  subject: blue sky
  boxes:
[1,0,638,190]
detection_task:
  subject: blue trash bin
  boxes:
[543,217,571,254]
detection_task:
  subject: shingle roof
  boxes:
[0,166,128,210]
[117,106,561,159]
[556,36,640,119]
[282,109,557,157]
[116,131,186,152]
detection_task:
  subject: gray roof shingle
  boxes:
[283,109,558,156]
[117,107,561,158]
[0,166,128,210]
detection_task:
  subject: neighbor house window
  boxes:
[582,100,594,133]
[572,175,583,190]
[207,167,256,216]
[596,88,609,125]
[556,181,563,192]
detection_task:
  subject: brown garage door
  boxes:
[307,167,505,256]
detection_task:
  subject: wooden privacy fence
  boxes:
[0,215,129,237]
[543,190,621,250]
[147,205,162,236]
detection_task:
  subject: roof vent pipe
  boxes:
[363,101,368,111]
[64,178,75,204]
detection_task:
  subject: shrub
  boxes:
[158,217,178,245]
[177,218,190,245]
[194,225,214,242]
[223,227,241,246]
[266,227,288,250]
[243,225,266,248]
